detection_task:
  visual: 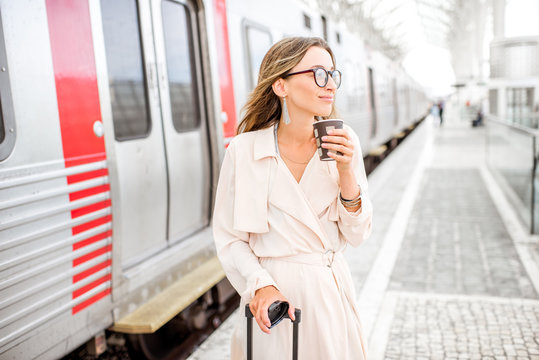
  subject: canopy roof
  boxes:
[307,0,463,60]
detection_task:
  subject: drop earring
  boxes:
[283,96,291,125]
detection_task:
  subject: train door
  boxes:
[97,0,211,269]
[98,0,168,269]
[151,0,211,244]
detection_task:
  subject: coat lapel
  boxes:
[232,125,341,247]
[300,159,340,221]
[269,158,338,249]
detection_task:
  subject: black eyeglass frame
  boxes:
[283,67,342,88]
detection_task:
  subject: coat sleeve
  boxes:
[212,141,279,301]
[337,127,373,247]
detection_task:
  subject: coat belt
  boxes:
[261,249,343,268]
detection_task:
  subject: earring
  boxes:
[283,96,291,125]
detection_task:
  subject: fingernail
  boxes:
[321,136,327,141]
[327,130,333,135]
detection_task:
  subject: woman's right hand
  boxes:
[249,285,295,334]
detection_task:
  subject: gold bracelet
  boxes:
[340,190,362,208]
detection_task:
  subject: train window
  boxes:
[0,110,4,144]
[367,68,377,137]
[244,22,272,91]
[321,16,328,41]
[162,0,199,132]
[0,10,15,161]
[100,0,151,140]
[303,14,311,30]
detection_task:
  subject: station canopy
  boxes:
[307,0,460,60]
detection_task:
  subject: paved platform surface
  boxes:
[188,110,539,360]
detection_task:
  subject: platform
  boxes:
[188,104,539,359]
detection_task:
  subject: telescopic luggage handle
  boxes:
[245,302,301,360]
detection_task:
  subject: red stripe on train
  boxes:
[69,184,111,202]
[65,153,107,168]
[214,0,237,139]
[46,0,112,314]
[72,289,111,315]
[71,199,111,219]
[73,259,112,283]
[67,168,109,185]
[73,274,112,299]
[73,230,112,251]
[73,245,113,267]
[72,215,112,236]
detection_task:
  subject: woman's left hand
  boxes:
[320,128,354,172]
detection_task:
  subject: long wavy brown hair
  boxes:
[237,37,338,134]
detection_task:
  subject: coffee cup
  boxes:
[313,119,344,161]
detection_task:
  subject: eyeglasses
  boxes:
[284,67,342,88]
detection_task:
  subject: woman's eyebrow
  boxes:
[310,65,335,70]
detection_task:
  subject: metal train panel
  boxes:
[0,1,114,358]
[97,0,169,270]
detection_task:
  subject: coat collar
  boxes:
[253,125,277,160]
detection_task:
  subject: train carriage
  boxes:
[0,0,428,359]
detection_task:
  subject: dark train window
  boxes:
[0,10,15,161]
[0,109,4,144]
[100,0,150,140]
[162,0,199,132]
[303,14,311,30]
[321,16,327,41]
[244,23,272,91]
[367,67,377,137]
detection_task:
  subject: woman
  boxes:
[213,37,373,359]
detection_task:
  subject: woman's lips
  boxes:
[319,96,334,103]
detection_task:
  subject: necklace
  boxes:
[274,123,315,165]
[280,151,311,165]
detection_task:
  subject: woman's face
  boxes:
[285,46,337,118]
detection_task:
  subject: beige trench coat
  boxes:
[213,124,373,360]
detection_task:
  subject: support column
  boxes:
[492,0,505,39]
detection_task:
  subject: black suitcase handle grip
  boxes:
[245,302,301,360]
[245,302,301,323]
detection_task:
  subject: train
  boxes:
[0,0,428,359]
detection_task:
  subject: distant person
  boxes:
[438,101,444,125]
[213,37,373,359]
[472,109,483,127]
[431,103,439,117]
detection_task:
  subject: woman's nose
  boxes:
[326,76,337,90]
